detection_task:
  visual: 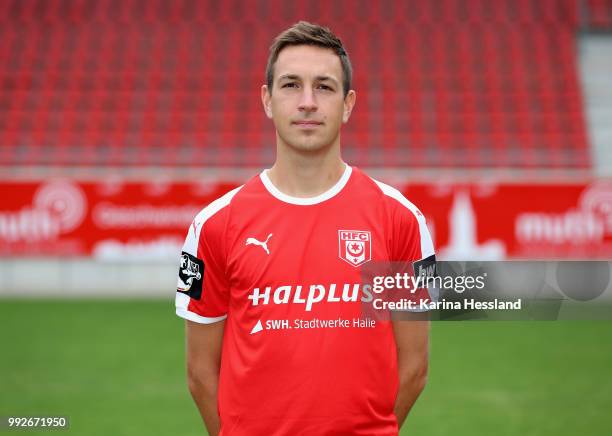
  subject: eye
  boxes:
[282,82,298,88]
[317,84,333,91]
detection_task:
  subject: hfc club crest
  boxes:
[338,230,371,267]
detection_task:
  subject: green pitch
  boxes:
[1,300,611,435]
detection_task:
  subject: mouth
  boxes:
[292,120,323,127]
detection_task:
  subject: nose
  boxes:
[298,88,318,112]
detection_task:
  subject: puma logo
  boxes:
[245,233,273,255]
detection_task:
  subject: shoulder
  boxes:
[355,169,435,258]
[352,168,425,222]
[193,184,243,228]
[183,184,244,255]
[376,179,423,217]
[193,171,267,225]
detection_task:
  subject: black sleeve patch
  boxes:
[413,254,436,278]
[177,251,204,300]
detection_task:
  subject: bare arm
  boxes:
[392,314,429,429]
[185,319,225,436]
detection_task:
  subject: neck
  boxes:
[267,136,346,198]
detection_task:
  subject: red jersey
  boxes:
[176,165,434,435]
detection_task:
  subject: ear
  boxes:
[342,90,356,123]
[261,85,273,119]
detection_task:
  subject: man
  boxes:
[176,21,433,436]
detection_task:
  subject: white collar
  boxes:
[259,164,352,205]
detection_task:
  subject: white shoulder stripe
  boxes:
[373,179,435,259]
[182,185,243,256]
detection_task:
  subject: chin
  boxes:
[281,134,337,153]
[291,141,329,152]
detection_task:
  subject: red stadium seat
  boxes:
[585,0,612,29]
[0,0,592,169]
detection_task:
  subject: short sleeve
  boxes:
[384,189,434,264]
[175,186,241,323]
[378,182,435,262]
[375,180,436,311]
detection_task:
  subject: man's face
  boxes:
[262,45,356,153]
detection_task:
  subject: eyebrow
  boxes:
[278,74,339,86]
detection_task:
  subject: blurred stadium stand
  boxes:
[0,0,600,170]
[582,0,612,29]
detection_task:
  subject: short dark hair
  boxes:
[266,21,352,97]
